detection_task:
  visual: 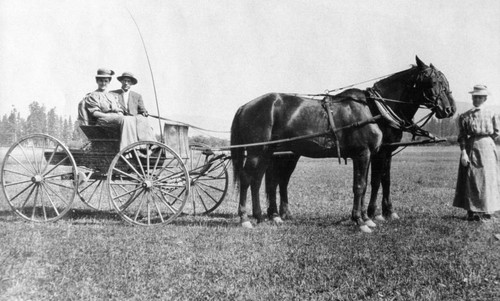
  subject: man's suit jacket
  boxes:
[110,89,148,116]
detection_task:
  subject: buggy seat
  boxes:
[78,98,121,152]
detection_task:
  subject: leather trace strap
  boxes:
[321,98,342,164]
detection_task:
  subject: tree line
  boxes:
[0,101,230,147]
[417,116,459,144]
[0,101,85,146]
[1,101,463,147]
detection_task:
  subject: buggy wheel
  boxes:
[107,141,190,226]
[1,134,77,222]
[184,143,229,215]
[77,168,110,211]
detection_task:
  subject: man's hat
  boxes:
[95,68,115,79]
[117,72,138,85]
[469,85,489,96]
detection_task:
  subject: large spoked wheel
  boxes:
[1,134,77,222]
[184,143,229,215]
[77,167,110,211]
[107,141,190,226]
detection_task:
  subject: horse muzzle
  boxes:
[433,106,455,119]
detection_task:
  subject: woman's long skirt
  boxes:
[453,136,500,212]
[120,115,155,150]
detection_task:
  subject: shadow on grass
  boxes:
[0,208,240,227]
[0,210,12,217]
[0,208,122,224]
[65,208,123,223]
[284,215,353,227]
[170,212,239,227]
[167,218,236,228]
[0,209,366,229]
[181,212,237,219]
[0,210,19,222]
[441,214,466,221]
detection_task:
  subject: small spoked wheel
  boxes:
[184,143,229,215]
[1,134,77,222]
[107,141,190,226]
[77,167,110,210]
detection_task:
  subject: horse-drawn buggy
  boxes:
[1,57,457,232]
[0,120,230,226]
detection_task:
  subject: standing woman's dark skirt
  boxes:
[454,136,500,212]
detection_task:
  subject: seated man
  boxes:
[111,72,149,117]
[83,68,156,151]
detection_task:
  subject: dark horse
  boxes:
[230,57,455,232]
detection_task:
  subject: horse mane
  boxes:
[373,65,417,89]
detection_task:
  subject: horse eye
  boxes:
[421,78,433,88]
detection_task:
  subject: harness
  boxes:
[319,87,440,163]
[321,99,343,164]
[366,88,435,139]
[208,66,451,159]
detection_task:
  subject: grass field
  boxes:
[1,146,499,300]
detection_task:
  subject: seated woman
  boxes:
[84,68,156,151]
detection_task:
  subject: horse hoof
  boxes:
[281,214,292,221]
[365,219,376,228]
[272,216,284,225]
[241,221,253,229]
[359,225,372,233]
[390,213,400,220]
[375,215,386,222]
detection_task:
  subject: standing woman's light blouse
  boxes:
[457,108,500,148]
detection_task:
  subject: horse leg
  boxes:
[247,152,271,224]
[278,154,299,220]
[250,168,268,224]
[238,152,269,228]
[265,154,299,225]
[237,170,253,228]
[368,153,383,221]
[265,158,279,220]
[381,156,399,220]
[351,150,374,233]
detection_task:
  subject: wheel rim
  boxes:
[107,141,190,226]
[184,143,229,215]
[1,134,77,222]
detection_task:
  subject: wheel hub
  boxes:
[31,174,43,183]
[142,180,153,189]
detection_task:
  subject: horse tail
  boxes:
[230,106,245,192]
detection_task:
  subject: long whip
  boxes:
[126,7,163,141]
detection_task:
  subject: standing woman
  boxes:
[454,85,500,221]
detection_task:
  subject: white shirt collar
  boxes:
[122,89,130,110]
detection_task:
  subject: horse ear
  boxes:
[430,63,435,69]
[415,56,427,69]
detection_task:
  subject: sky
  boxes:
[1,0,499,138]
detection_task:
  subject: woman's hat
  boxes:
[469,85,489,96]
[95,68,115,79]
[117,72,138,85]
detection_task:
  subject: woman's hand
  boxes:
[109,103,124,114]
[95,112,123,124]
[460,150,470,167]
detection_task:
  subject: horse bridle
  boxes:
[367,66,452,142]
[413,67,452,110]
